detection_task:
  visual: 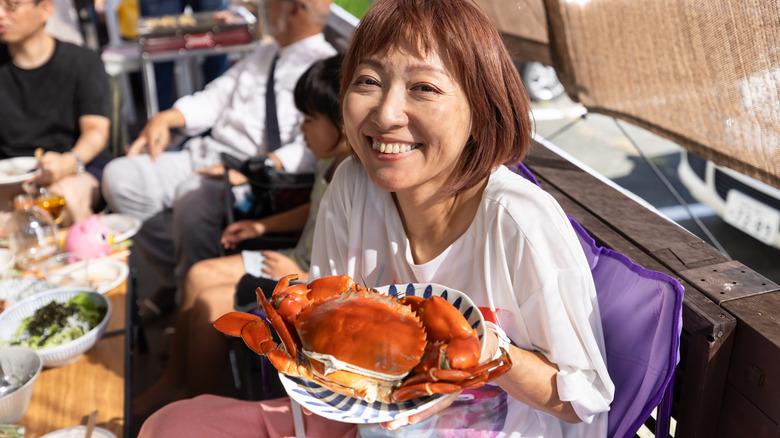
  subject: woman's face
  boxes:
[343,45,473,197]
[301,112,342,160]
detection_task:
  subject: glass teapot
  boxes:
[4,194,60,271]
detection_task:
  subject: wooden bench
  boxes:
[525,140,780,436]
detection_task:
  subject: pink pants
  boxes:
[138,395,358,438]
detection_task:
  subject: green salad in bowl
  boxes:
[9,292,107,350]
[0,289,111,367]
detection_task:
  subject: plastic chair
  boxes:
[512,162,683,438]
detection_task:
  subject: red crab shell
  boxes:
[289,289,429,402]
[296,290,428,378]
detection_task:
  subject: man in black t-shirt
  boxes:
[0,0,110,227]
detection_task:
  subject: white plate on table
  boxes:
[88,258,129,294]
[40,426,117,438]
[0,278,50,310]
[279,282,486,424]
[98,214,141,243]
[0,157,40,185]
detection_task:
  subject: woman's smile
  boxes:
[371,138,421,154]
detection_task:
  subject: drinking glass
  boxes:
[35,192,67,225]
[40,252,90,288]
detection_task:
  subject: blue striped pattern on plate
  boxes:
[279,282,485,424]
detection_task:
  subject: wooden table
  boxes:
[17,272,130,437]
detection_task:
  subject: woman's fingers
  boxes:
[382,392,460,430]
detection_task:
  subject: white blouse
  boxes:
[310,157,614,437]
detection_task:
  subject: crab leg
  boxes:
[258,288,300,359]
[393,348,513,402]
[392,382,464,402]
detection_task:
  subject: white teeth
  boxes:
[372,140,419,154]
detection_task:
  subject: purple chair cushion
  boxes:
[512,162,683,438]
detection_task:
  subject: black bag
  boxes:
[221,153,315,222]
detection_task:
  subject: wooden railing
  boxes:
[525,139,780,437]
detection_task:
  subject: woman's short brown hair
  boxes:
[340,0,534,193]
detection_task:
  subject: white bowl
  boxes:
[0,346,43,423]
[40,426,117,438]
[0,288,111,368]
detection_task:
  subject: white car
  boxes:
[518,62,565,102]
[678,150,780,249]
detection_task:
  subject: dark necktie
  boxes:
[265,53,282,152]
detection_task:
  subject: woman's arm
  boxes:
[488,337,580,423]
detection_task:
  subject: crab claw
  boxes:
[307,275,362,300]
[214,312,277,355]
[259,288,300,359]
[240,318,277,355]
[214,312,261,337]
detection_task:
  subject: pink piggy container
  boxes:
[65,214,112,258]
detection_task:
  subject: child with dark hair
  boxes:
[132,54,350,419]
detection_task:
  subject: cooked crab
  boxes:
[214,274,511,403]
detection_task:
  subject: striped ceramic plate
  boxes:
[279,282,485,424]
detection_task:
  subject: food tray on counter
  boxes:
[137,7,256,53]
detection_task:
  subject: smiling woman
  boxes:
[137,1,613,436]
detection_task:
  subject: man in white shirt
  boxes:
[101,0,336,321]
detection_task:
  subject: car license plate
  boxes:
[723,190,780,245]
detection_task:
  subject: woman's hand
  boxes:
[221,219,266,249]
[260,251,306,281]
[381,392,459,430]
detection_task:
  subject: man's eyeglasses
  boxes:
[0,0,37,12]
